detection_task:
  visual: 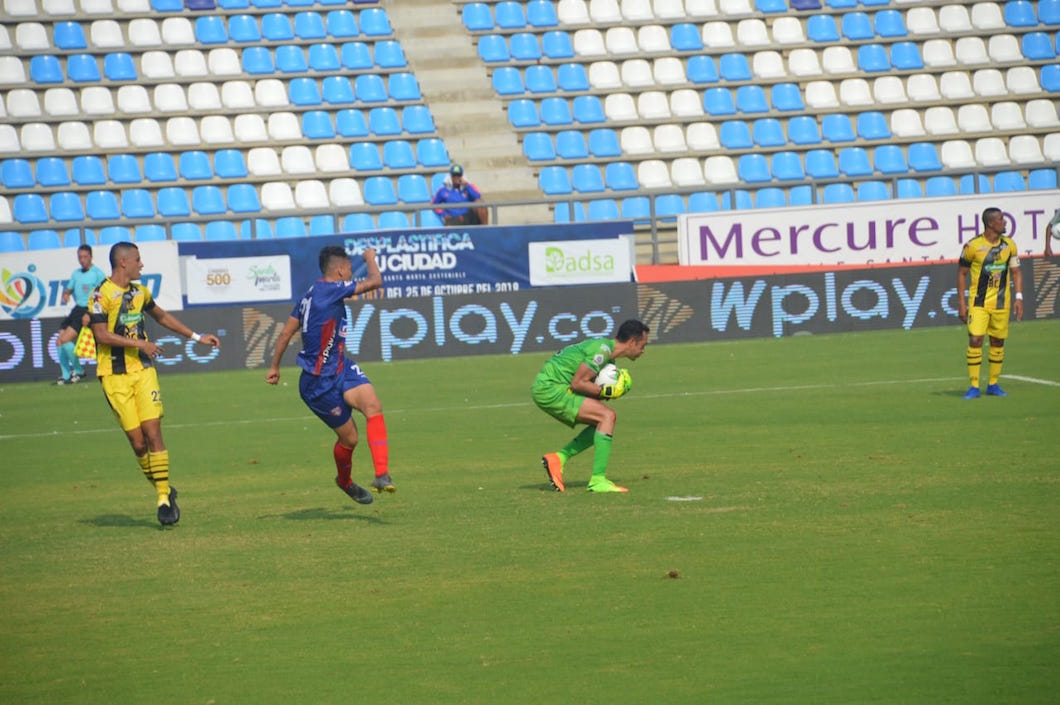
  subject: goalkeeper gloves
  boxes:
[599,369,632,400]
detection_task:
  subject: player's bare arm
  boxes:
[266,316,301,385]
[150,306,221,348]
[570,363,605,398]
[956,266,970,322]
[351,248,382,297]
[1012,266,1023,321]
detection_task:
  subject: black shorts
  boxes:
[60,305,89,331]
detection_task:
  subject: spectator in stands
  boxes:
[55,244,106,385]
[1045,207,1059,257]
[432,164,486,226]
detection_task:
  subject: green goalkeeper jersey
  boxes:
[535,338,616,387]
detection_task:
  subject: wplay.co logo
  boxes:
[0,265,47,320]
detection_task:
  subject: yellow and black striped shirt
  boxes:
[89,278,156,377]
[959,235,1020,311]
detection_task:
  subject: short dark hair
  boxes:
[318,245,349,274]
[616,319,650,342]
[109,242,138,269]
[982,207,1003,226]
[77,244,92,256]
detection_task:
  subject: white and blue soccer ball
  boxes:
[594,363,620,386]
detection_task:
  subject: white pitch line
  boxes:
[1003,374,1060,387]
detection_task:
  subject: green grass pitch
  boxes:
[1,322,1058,705]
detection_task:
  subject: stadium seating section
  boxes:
[0,0,1057,248]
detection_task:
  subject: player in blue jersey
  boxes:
[266,246,394,504]
[55,244,106,385]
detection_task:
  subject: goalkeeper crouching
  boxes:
[531,319,650,494]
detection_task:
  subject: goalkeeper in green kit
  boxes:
[532,319,650,493]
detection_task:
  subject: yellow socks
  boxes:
[148,450,171,505]
[966,346,982,388]
[988,347,1005,385]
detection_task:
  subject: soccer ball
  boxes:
[594,363,620,386]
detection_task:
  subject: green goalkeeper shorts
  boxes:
[531,378,585,428]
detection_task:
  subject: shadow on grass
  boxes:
[520,482,588,492]
[262,507,385,524]
[80,514,159,529]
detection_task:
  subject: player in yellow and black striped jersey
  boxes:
[957,207,1024,400]
[89,241,220,526]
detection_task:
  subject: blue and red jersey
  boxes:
[291,279,360,376]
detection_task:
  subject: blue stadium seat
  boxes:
[389,73,421,101]
[720,120,753,149]
[523,132,555,161]
[770,83,803,112]
[363,176,397,205]
[736,86,769,113]
[383,140,416,169]
[896,179,922,199]
[196,16,229,43]
[336,108,369,137]
[463,2,493,31]
[572,164,605,193]
[136,224,167,242]
[180,151,213,180]
[542,31,574,59]
[495,1,526,29]
[525,65,557,93]
[857,44,890,72]
[341,42,373,70]
[873,145,907,174]
[417,209,444,228]
[0,231,26,251]
[289,77,322,106]
[157,187,191,217]
[241,219,273,239]
[821,114,855,142]
[541,97,573,125]
[874,9,907,37]
[478,35,509,62]
[841,12,873,40]
[205,221,239,241]
[556,130,588,159]
[755,188,787,209]
[228,15,261,42]
[309,215,335,237]
[993,171,1026,192]
[51,192,86,222]
[121,189,154,218]
[99,226,132,245]
[908,142,942,172]
[738,154,771,183]
[857,181,890,201]
[771,151,805,180]
[378,211,409,230]
[402,105,435,134]
[326,9,358,38]
[719,54,752,81]
[825,0,856,7]
[308,44,341,71]
[890,42,923,70]
[787,116,821,145]
[171,223,203,241]
[557,63,590,92]
[397,174,431,203]
[85,190,119,220]
[1003,1,1037,27]
[807,15,839,42]
[839,147,872,177]
[493,67,524,95]
[66,54,101,82]
[752,118,786,147]
[192,186,226,216]
[857,111,891,140]
[508,99,540,127]
[71,156,106,186]
[302,110,335,139]
[30,56,63,84]
[241,47,274,74]
[322,76,355,105]
[152,0,186,8]
[605,162,638,191]
[375,40,407,68]
[959,174,991,194]
[1028,169,1058,190]
[688,192,721,213]
[1040,0,1060,23]
[1041,64,1060,92]
[1021,32,1055,60]
[227,183,261,212]
[350,142,383,171]
[527,0,558,27]
[273,217,306,239]
[107,154,142,184]
[805,149,839,178]
[359,7,392,36]
[553,202,586,223]
[294,11,326,39]
[416,138,450,167]
[822,183,855,203]
[2,159,34,189]
[621,196,650,221]
[588,128,621,158]
[670,23,704,51]
[510,33,542,61]
[53,21,87,50]
[789,185,814,206]
[655,194,685,219]
[369,107,401,136]
[587,199,620,221]
[36,157,70,187]
[755,0,788,12]
[539,166,572,195]
[28,230,63,250]
[343,213,375,233]
[687,56,718,84]
[134,155,176,186]
[261,13,294,41]
[721,190,753,211]
[703,88,736,116]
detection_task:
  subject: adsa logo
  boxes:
[0,265,47,320]
[543,246,615,276]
